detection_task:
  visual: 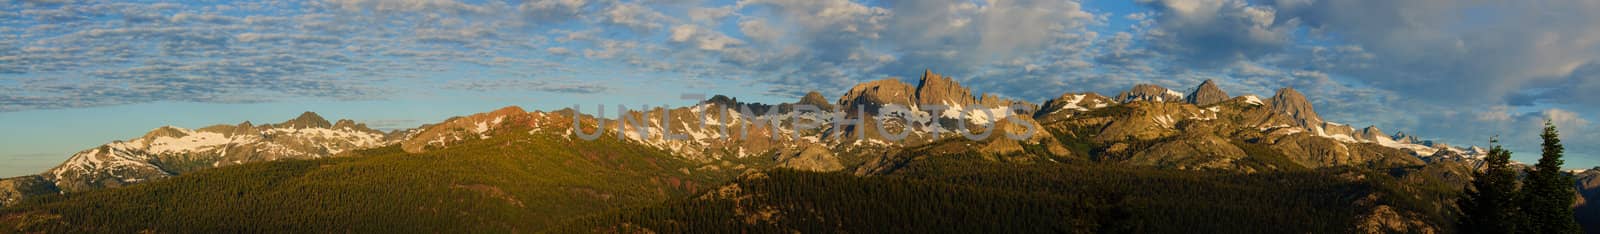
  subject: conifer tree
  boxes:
[1460,137,1523,233]
[1521,120,1582,233]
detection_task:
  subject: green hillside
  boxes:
[0,131,748,233]
[561,151,1460,233]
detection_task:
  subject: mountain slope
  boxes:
[562,150,1453,233]
[35,112,398,194]
[0,123,744,233]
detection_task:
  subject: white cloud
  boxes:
[668,24,744,51]
[688,5,735,24]
[1137,0,1296,64]
[602,2,671,32]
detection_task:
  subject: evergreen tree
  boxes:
[1521,120,1582,234]
[1460,137,1522,234]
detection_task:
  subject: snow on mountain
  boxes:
[44,113,397,192]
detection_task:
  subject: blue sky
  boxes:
[3,0,1600,177]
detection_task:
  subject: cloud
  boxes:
[519,0,588,21]
[602,2,671,32]
[442,78,611,94]
[324,0,500,15]
[1136,0,1296,65]
[668,24,743,51]
[1261,0,1600,106]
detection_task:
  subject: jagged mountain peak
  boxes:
[1185,79,1230,106]
[798,91,833,109]
[1268,87,1323,127]
[838,78,917,114]
[281,111,332,129]
[1392,131,1420,144]
[1116,84,1184,103]
[705,94,738,107]
[913,69,977,106]
[332,119,378,133]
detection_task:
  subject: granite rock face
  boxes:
[1184,79,1231,106]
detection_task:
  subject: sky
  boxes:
[2,0,1599,177]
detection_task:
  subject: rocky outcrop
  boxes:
[795,91,834,111]
[837,79,917,115]
[913,69,978,107]
[1116,84,1184,103]
[776,145,843,172]
[1267,88,1325,132]
[1184,79,1230,106]
[1392,131,1420,144]
[1357,126,1388,142]
[1322,122,1357,140]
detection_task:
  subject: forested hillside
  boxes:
[560,148,1461,233]
[0,130,750,233]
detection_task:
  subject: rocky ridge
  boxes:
[0,112,403,205]
[0,69,1493,209]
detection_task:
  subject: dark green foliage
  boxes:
[0,131,738,233]
[1460,139,1524,233]
[565,153,1452,233]
[1521,121,1582,233]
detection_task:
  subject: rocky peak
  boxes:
[401,106,532,153]
[797,91,835,110]
[838,78,916,115]
[333,119,357,129]
[1116,84,1184,103]
[913,69,977,107]
[705,95,738,107]
[1268,88,1323,127]
[1392,131,1419,144]
[1357,125,1387,142]
[331,119,380,133]
[280,111,332,129]
[487,106,527,117]
[704,95,776,114]
[1184,79,1230,106]
[140,126,190,139]
[1466,146,1487,155]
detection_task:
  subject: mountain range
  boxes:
[0,70,1555,233]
